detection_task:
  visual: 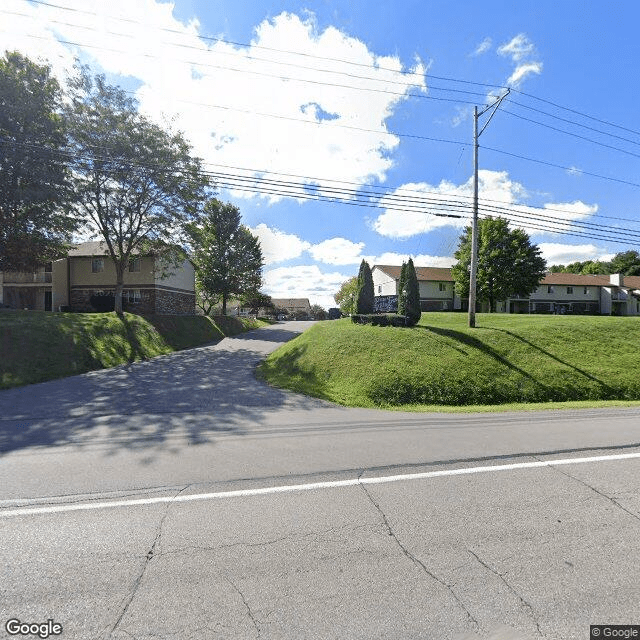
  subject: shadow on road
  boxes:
[0,323,328,459]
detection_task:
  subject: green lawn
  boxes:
[0,311,269,389]
[258,313,640,410]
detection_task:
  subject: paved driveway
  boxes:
[0,321,330,454]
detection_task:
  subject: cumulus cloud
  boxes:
[471,37,492,56]
[506,61,543,87]
[372,170,598,240]
[263,265,351,308]
[498,34,535,62]
[308,237,366,265]
[3,1,427,201]
[373,253,455,267]
[250,224,311,264]
[538,243,614,266]
[495,33,542,90]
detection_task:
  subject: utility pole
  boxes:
[468,90,510,328]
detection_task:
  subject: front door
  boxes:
[44,290,52,311]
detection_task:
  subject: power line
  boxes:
[483,145,640,189]
[2,29,481,107]
[20,0,506,90]
[15,0,640,143]
[4,136,640,228]
[501,109,640,160]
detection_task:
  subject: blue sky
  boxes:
[3,0,640,307]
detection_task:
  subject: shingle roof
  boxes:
[542,273,640,288]
[373,265,454,282]
[271,298,311,309]
[67,241,147,257]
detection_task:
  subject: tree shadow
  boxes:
[0,324,330,460]
[489,327,613,390]
[420,325,550,391]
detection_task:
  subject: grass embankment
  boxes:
[259,313,640,410]
[0,311,269,389]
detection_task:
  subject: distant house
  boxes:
[271,298,312,318]
[372,265,461,312]
[0,241,196,315]
[370,264,640,316]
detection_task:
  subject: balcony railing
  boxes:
[2,271,52,284]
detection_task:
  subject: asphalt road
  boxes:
[1,321,640,640]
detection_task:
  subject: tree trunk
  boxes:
[222,291,227,315]
[114,266,125,315]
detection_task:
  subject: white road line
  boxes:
[2,451,640,518]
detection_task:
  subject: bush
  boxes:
[351,314,409,326]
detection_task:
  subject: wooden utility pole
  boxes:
[467,90,510,328]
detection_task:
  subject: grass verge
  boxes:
[258,313,640,410]
[0,310,269,389]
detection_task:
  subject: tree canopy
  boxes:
[66,67,210,313]
[452,217,546,312]
[355,259,374,314]
[334,276,358,314]
[0,51,76,271]
[187,199,263,315]
[549,251,640,277]
[402,258,421,325]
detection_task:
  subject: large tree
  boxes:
[334,276,358,314]
[66,67,210,313]
[355,259,374,314]
[452,216,546,313]
[0,51,76,271]
[610,250,640,276]
[187,199,263,315]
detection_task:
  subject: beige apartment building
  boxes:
[1,242,196,315]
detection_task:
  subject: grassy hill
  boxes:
[258,313,640,410]
[0,311,269,389]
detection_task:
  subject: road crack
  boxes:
[101,485,191,640]
[225,576,261,639]
[468,549,543,637]
[546,461,640,524]
[357,475,478,629]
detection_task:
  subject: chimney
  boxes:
[610,273,624,287]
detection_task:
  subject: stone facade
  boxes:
[156,288,195,315]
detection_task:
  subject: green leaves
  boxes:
[187,199,264,315]
[452,217,546,312]
[0,51,76,270]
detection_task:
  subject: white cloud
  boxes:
[263,265,350,309]
[538,243,614,266]
[3,2,427,201]
[494,33,542,92]
[506,62,543,88]
[498,34,535,62]
[308,237,366,265]
[250,224,310,264]
[372,170,598,240]
[566,166,583,177]
[472,37,492,56]
[373,253,455,267]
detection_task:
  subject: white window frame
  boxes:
[439,282,447,292]
[567,286,573,294]
[92,258,104,273]
[547,285,554,294]
[128,257,141,273]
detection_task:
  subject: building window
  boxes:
[128,257,141,272]
[439,282,447,292]
[92,258,104,273]
[378,285,381,294]
[125,289,141,303]
[547,285,554,294]
[567,286,573,294]
[584,287,589,295]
